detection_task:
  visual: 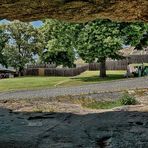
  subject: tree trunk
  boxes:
[18,67,24,76]
[100,58,106,78]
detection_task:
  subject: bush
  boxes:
[120,93,137,105]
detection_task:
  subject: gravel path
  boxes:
[0,77,148,100]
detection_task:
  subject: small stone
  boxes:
[27,121,43,127]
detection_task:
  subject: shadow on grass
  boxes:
[0,105,147,148]
[71,74,124,82]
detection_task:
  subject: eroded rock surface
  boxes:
[0,0,148,22]
[0,106,148,148]
[0,90,148,148]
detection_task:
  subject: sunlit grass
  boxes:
[0,76,68,92]
[82,99,122,109]
[60,70,125,86]
[0,70,125,92]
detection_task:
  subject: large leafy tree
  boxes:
[40,19,80,68]
[0,26,8,67]
[120,22,148,49]
[3,20,44,75]
[77,20,123,77]
[42,39,76,67]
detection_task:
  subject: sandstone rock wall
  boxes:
[0,0,148,22]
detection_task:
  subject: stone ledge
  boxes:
[0,0,147,22]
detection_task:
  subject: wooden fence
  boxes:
[89,60,128,70]
[25,55,148,75]
[89,55,148,71]
[128,55,148,63]
[27,64,56,69]
[25,65,89,77]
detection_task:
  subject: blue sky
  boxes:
[0,19,43,28]
[31,21,43,27]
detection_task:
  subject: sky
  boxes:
[31,21,43,28]
[0,19,43,28]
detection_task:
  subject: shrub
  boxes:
[120,93,137,105]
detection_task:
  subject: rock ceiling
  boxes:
[0,0,148,22]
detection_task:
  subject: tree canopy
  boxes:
[120,22,148,49]
[0,26,8,67]
[40,19,81,68]
[0,19,147,78]
[3,20,44,75]
[76,20,123,77]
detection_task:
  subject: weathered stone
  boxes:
[0,0,148,22]
[0,90,148,148]
[0,106,148,148]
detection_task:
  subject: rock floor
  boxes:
[0,92,147,148]
[0,105,148,148]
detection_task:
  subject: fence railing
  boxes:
[27,64,56,69]
[89,60,128,70]
[25,55,148,75]
[89,55,148,71]
[25,65,89,77]
[128,55,148,63]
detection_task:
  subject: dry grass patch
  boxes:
[0,89,143,113]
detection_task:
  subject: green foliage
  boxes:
[42,39,76,67]
[76,20,123,63]
[40,19,147,71]
[3,20,44,73]
[40,19,81,67]
[120,93,137,105]
[77,92,138,109]
[81,99,122,109]
[121,22,148,49]
[76,19,124,77]
[0,26,8,66]
[1,18,147,76]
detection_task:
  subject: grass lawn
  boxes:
[82,100,122,109]
[0,70,125,92]
[0,76,69,92]
[60,70,125,86]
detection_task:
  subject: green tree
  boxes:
[3,20,44,75]
[40,19,80,67]
[120,22,148,49]
[42,39,76,67]
[0,26,8,67]
[77,20,123,77]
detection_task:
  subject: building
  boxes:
[0,64,16,79]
